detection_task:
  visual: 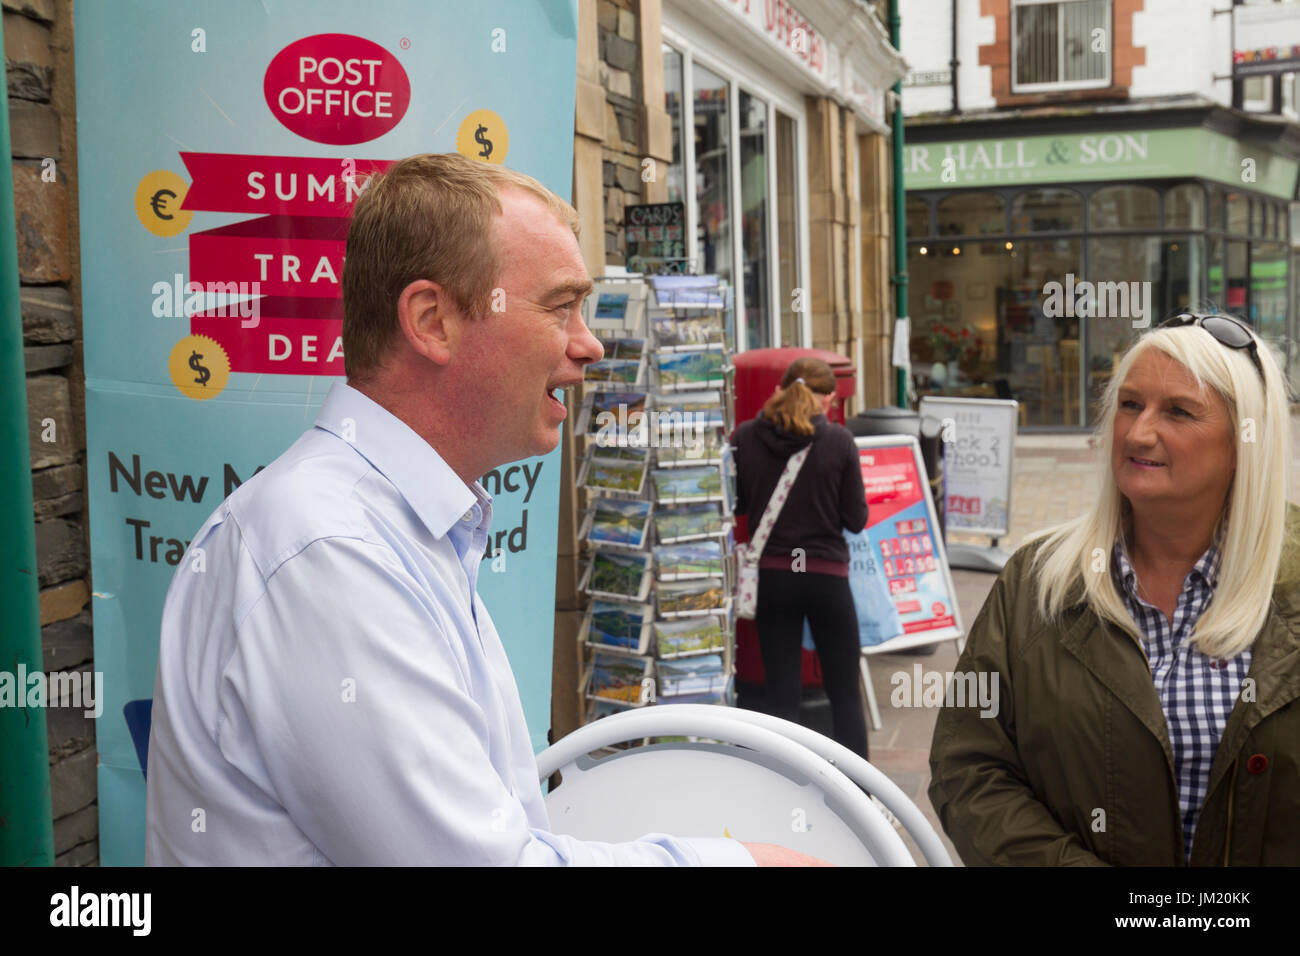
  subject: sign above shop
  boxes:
[715,0,827,80]
[1233,4,1300,78]
[904,128,1299,200]
[700,0,902,129]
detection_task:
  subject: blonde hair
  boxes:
[342,153,579,382]
[1027,322,1292,659]
[762,358,836,436]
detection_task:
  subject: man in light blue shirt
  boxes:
[146,154,777,865]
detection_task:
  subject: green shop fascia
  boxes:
[903,109,1300,429]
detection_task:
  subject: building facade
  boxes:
[553,0,908,738]
[901,0,1300,429]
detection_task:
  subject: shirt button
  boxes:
[1246,754,1268,774]
[461,510,475,523]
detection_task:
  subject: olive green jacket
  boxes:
[928,504,1300,866]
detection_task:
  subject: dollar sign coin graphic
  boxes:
[456,109,508,165]
[135,170,194,237]
[188,349,211,386]
[474,124,493,161]
[169,334,230,400]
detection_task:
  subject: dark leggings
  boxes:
[754,568,868,759]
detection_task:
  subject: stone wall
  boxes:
[5,0,96,865]
[597,0,643,267]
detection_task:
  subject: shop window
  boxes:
[1243,75,1271,112]
[907,236,1089,427]
[1164,184,1204,230]
[937,192,1005,237]
[1011,188,1082,232]
[1250,199,1262,237]
[1226,191,1249,235]
[1226,240,1249,316]
[906,196,931,239]
[663,45,685,205]
[693,62,732,287]
[1207,184,1225,231]
[1083,236,1164,425]
[661,40,804,349]
[740,90,770,351]
[1011,0,1111,92]
[1251,242,1289,343]
[776,111,800,347]
[1088,185,1159,231]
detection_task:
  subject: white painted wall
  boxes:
[898,0,994,116]
[1130,0,1233,105]
[901,0,1297,117]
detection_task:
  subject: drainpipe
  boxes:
[888,0,908,408]
[950,0,959,114]
[0,13,55,866]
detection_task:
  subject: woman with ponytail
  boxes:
[732,358,870,757]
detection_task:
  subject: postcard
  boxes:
[586,279,648,334]
[586,358,642,385]
[654,540,724,580]
[651,464,725,503]
[580,389,649,438]
[578,448,648,496]
[654,615,727,658]
[657,578,728,616]
[654,390,726,429]
[583,498,652,549]
[652,311,726,349]
[656,654,727,697]
[654,428,724,467]
[584,549,652,602]
[586,651,653,705]
[582,600,651,655]
[655,348,727,389]
[597,337,646,360]
[653,502,726,543]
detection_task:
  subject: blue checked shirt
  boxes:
[1111,539,1248,860]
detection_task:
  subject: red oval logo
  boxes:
[264,34,409,144]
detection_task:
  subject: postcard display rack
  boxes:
[575,275,738,728]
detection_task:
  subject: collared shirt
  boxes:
[1111,538,1248,860]
[146,382,752,866]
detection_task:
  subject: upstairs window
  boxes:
[1012,0,1111,92]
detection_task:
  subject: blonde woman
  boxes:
[929,313,1299,865]
[732,358,870,757]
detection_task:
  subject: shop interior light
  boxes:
[952,246,960,255]
[1005,241,1013,250]
[919,246,928,255]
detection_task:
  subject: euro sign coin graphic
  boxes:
[150,188,177,220]
[456,110,508,165]
[189,350,211,387]
[474,124,493,161]
[135,170,194,237]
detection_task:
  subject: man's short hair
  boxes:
[342,153,580,382]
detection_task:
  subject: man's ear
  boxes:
[397,279,456,366]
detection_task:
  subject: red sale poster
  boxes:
[855,437,964,650]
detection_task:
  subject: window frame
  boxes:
[662,27,810,351]
[1010,0,1114,94]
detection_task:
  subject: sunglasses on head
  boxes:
[1155,312,1265,384]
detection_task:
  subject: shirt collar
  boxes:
[1112,536,1222,601]
[314,382,491,539]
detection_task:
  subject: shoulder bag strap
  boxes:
[745,444,812,564]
